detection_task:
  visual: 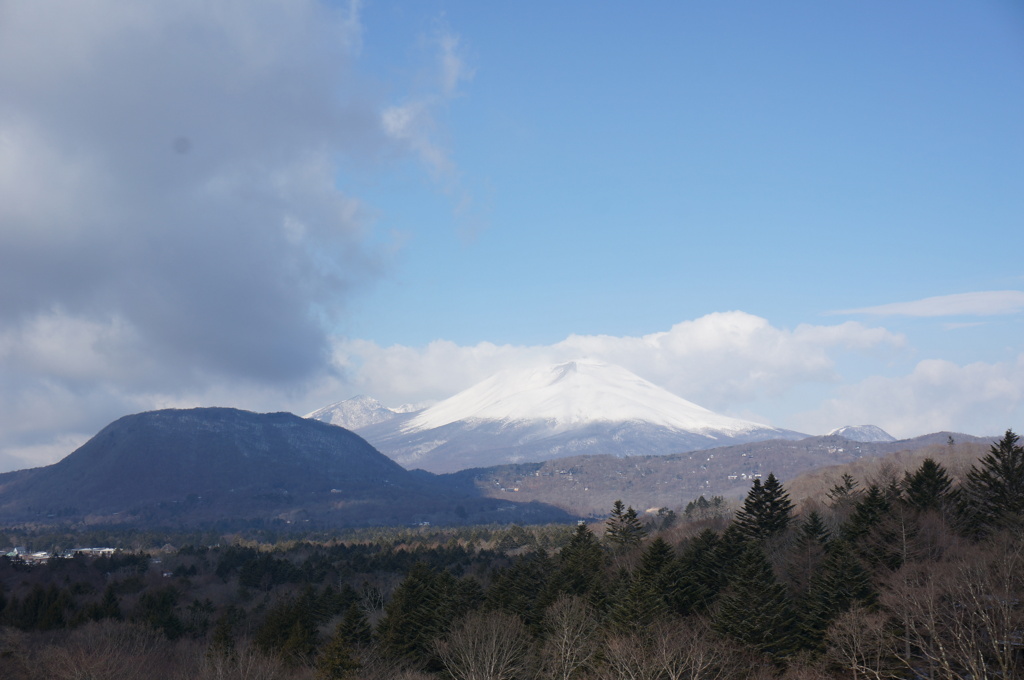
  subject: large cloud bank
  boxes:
[328,309,1023,446]
[0,1,463,470]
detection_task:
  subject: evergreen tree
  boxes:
[336,602,373,647]
[605,500,647,549]
[684,495,726,521]
[135,585,184,639]
[375,562,470,665]
[902,458,955,511]
[800,540,875,651]
[713,542,799,660]
[87,584,122,622]
[841,485,890,544]
[605,500,627,542]
[485,548,552,630]
[959,429,1024,534]
[541,524,607,611]
[634,536,676,585]
[608,537,676,631]
[317,608,368,680]
[842,485,913,571]
[735,473,794,540]
[785,511,831,598]
[255,593,320,664]
[797,510,831,545]
[208,607,239,664]
[826,473,861,509]
[315,635,361,680]
[671,528,722,615]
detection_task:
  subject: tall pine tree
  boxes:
[376,562,465,665]
[605,500,647,549]
[799,539,875,652]
[670,528,722,615]
[713,542,799,660]
[735,473,795,540]
[902,458,955,512]
[959,429,1024,534]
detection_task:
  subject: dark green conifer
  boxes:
[785,511,831,598]
[735,473,794,540]
[841,485,890,544]
[605,500,647,549]
[842,485,915,571]
[485,549,552,629]
[541,524,607,611]
[826,473,861,509]
[634,536,676,585]
[337,602,372,647]
[959,429,1024,534]
[800,539,875,651]
[90,584,122,621]
[608,537,676,631]
[902,458,955,511]
[315,635,361,680]
[208,608,238,663]
[798,510,831,545]
[713,542,799,660]
[376,562,460,664]
[671,528,721,615]
[316,607,368,680]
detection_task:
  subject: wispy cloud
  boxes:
[380,25,473,178]
[831,291,1024,317]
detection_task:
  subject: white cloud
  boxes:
[327,311,906,413]
[791,355,1024,439]
[833,291,1024,317]
[0,0,467,472]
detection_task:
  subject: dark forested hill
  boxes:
[0,408,572,528]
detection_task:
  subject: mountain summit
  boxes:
[826,424,896,443]
[340,360,806,473]
[405,360,771,434]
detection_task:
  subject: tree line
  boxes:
[0,430,1022,679]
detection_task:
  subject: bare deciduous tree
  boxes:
[198,641,291,680]
[32,620,171,680]
[824,606,901,680]
[435,610,533,680]
[882,537,1024,680]
[538,595,599,680]
[600,617,757,680]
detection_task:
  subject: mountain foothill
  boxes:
[0,360,998,528]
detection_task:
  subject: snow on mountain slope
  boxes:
[306,395,401,430]
[404,360,771,435]
[827,424,897,443]
[331,360,807,473]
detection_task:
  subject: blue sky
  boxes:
[0,1,1022,471]
[346,1,1024,345]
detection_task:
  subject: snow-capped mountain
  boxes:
[325,360,807,473]
[827,424,896,443]
[306,395,402,430]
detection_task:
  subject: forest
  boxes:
[0,430,1021,680]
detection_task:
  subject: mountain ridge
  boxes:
[0,408,574,527]
[311,360,807,473]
